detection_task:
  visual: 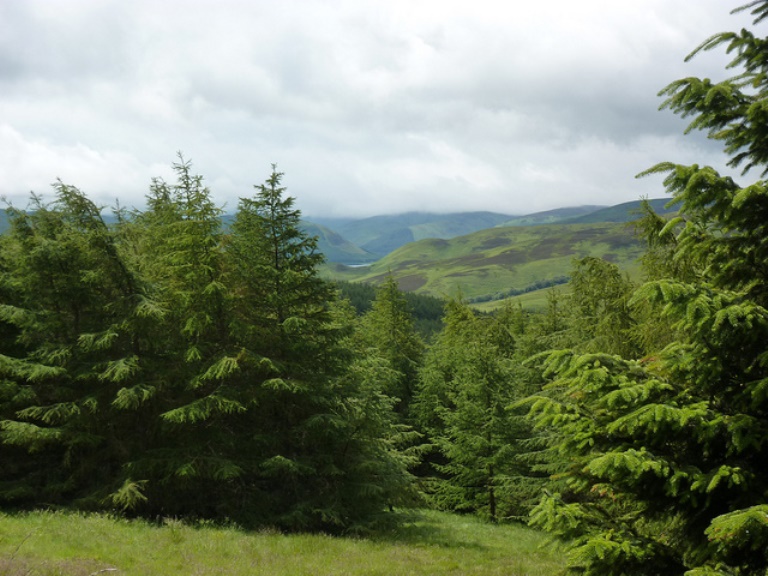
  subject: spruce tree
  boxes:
[415,299,538,521]
[526,3,768,574]
[0,184,149,508]
[356,274,425,418]
[224,166,416,530]
[117,155,248,518]
[569,256,638,358]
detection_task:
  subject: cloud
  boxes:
[0,0,756,217]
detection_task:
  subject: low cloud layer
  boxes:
[0,1,755,217]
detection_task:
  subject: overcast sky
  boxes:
[0,1,758,218]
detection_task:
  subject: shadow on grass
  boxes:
[367,509,487,551]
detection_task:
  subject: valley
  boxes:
[312,198,674,307]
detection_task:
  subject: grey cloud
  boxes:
[0,0,757,218]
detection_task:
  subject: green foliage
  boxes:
[569,257,639,358]
[527,4,768,574]
[415,299,543,521]
[356,274,425,417]
[0,160,418,532]
[335,279,444,340]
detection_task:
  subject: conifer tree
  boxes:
[0,184,149,508]
[356,274,424,418]
[415,299,537,521]
[569,257,638,358]
[0,161,419,531]
[223,166,416,530]
[526,3,768,574]
[117,156,249,517]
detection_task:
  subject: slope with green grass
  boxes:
[0,510,563,576]
[563,197,674,224]
[311,212,515,257]
[498,205,604,226]
[325,221,644,302]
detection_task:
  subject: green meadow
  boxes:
[0,510,564,576]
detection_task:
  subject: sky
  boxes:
[0,1,759,218]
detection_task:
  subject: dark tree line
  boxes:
[0,159,416,532]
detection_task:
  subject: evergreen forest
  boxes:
[3,2,768,574]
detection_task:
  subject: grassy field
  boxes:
[0,509,564,575]
[470,285,572,313]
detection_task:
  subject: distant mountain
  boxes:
[499,205,605,227]
[299,221,378,265]
[310,211,515,257]
[564,198,675,224]
[223,214,376,265]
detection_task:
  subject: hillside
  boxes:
[499,205,604,226]
[564,197,674,224]
[324,221,645,302]
[300,221,378,265]
[310,211,514,257]
[307,199,671,262]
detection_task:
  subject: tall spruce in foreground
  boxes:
[224,166,417,530]
[224,166,350,528]
[526,3,768,574]
[118,156,243,518]
[0,162,418,532]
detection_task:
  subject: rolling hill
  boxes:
[564,198,675,224]
[324,220,646,302]
[299,221,378,265]
[307,199,670,262]
[310,211,515,257]
[498,205,604,226]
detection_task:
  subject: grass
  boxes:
[470,285,572,313]
[0,509,564,575]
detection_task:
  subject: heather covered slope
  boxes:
[325,221,645,301]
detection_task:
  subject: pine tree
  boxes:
[116,155,252,518]
[0,161,419,531]
[569,257,638,358]
[223,166,417,530]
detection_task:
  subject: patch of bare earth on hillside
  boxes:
[446,249,527,268]
[479,237,510,250]
[424,239,450,249]
[0,557,113,575]
[528,237,576,260]
[396,274,428,291]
